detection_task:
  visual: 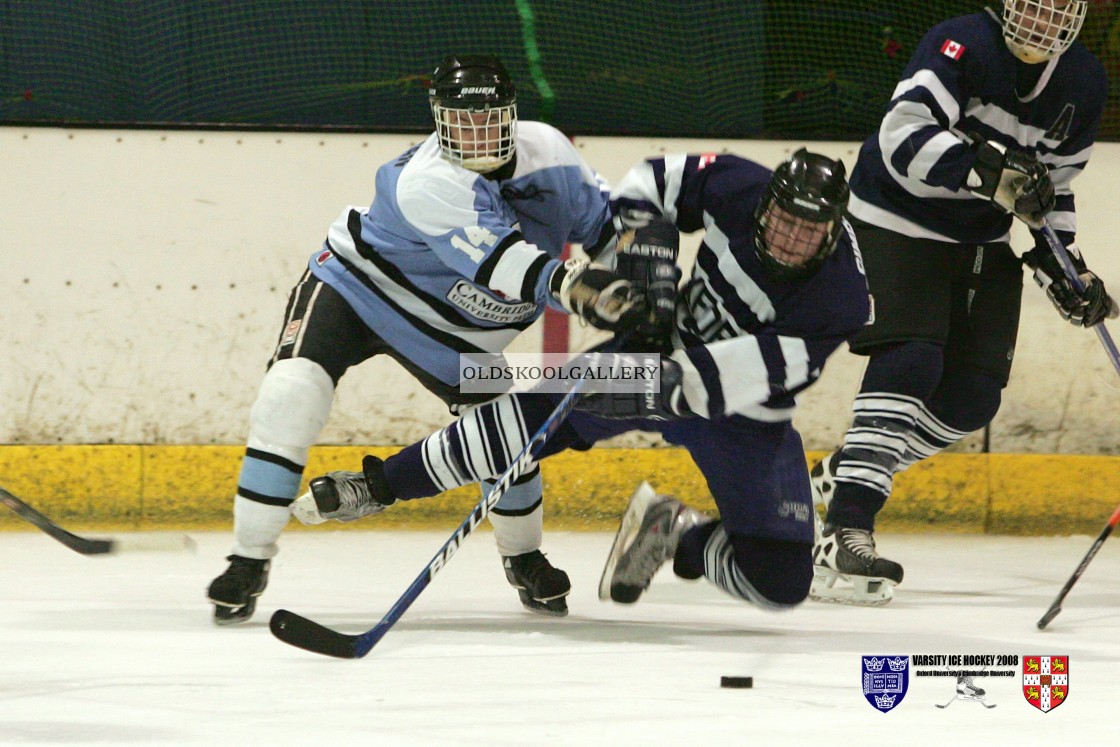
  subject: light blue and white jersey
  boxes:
[848,10,1104,254]
[309,121,615,386]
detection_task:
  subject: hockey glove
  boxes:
[1023,245,1119,328]
[550,258,646,332]
[616,218,682,342]
[966,139,1055,228]
[576,353,694,420]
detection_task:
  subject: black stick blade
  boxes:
[1037,606,1062,630]
[269,609,363,659]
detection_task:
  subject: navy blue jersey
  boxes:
[849,10,1105,254]
[310,121,614,386]
[612,153,871,422]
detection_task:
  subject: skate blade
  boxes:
[809,565,896,607]
[598,482,658,601]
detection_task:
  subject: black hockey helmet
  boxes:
[428,55,517,172]
[754,148,849,280]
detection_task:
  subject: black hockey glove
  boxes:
[549,258,646,332]
[576,353,694,421]
[1023,246,1119,328]
[615,218,682,344]
[965,138,1055,228]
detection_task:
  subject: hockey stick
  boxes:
[270,381,586,659]
[1038,221,1120,378]
[0,486,114,554]
[1,485,194,554]
[1037,501,1120,630]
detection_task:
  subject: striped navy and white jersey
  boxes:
[309,121,614,386]
[848,9,1105,253]
[612,154,871,422]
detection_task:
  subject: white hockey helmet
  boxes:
[428,55,517,173]
[1000,0,1087,63]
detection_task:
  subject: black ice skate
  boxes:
[810,525,904,607]
[208,555,270,625]
[599,482,708,604]
[291,455,396,525]
[503,550,571,617]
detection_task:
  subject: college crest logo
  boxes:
[1023,656,1068,712]
[862,655,908,713]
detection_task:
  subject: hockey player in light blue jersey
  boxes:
[298,149,873,615]
[809,1,1118,606]
[207,55,645,624]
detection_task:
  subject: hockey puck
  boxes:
[720,676,753,689]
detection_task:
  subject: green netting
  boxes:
[2,1,1118,140]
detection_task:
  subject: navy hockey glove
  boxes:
[616,218,682,344]
[550,259,646,333]
[966,138,1055,228]
[576,353,694,420]
[1023,246,1119,328]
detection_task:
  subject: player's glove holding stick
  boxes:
[1023,244,1118,328]
[965,135,1055,228]
[550,259,646,332]
[575,352,694,421]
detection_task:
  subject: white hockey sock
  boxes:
[488,504,544,557]
[232,494,292,560]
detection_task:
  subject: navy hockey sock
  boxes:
[673,520,720,580]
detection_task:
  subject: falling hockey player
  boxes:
[809,0,1116,606]
[295,148,874,615]
[206,55,646,624]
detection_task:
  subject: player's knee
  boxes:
[732,536,813,607]
[934,369,1004,431]
[862,341,944,400]
[249,358,335,455]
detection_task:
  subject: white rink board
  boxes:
[0,530,1117,744]
[2,128,1118,451]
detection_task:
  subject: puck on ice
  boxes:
[720,676,753,689]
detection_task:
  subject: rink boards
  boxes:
[1,445,1117,535]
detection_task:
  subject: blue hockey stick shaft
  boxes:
[1039,221,1120,378]
[270,380,585,659]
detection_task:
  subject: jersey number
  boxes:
[451,226,498,263]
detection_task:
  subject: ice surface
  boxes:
[2,530,1116,745]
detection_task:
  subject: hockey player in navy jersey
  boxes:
[207,55,645,624]
[809,0,1117,606]
[297,149,873,613]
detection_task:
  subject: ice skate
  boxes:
[809,451,840,510]
[937,676,996,709]
[207,555,270,625]
[503,550,571,617]
[599,482,708,604]
[291,456,396,524]
[810,524,903,606]
[809,452,839,543]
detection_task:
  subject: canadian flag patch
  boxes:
[941,38,965,60]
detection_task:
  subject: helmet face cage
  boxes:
[428,55,517,173]
[1001,0,1087,63]
[753,149,849,280]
